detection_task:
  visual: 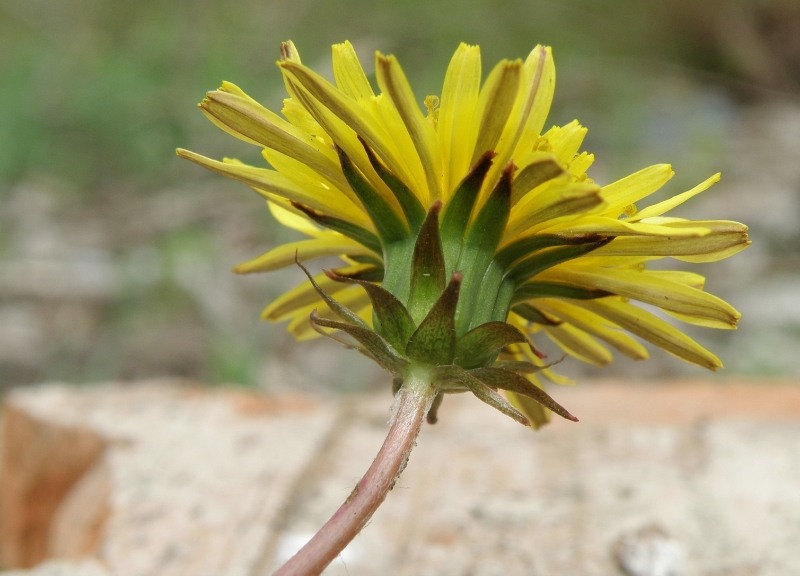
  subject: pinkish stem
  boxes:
[274,374,436,575]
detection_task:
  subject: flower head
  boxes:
[178,41,750,428]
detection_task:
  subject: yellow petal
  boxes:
[510,152,565,204]
[201,89,302,148]
[540,266,741,328]
[536,299,649,360]
[567,151,595,179]
[575,298,723,370]
[438,43,482,197]
[267,200,323,237]
[200,89,344,186]
[644,269,706,290]
[278,41,303,98]
[539,120,588,166]
[280,97,332,147]
[280,60,408,203]
[513,45,556,157]
[544,322,613,366]
[176,149,368,226]
[480,47,554,206]
[664,310,737,330]
[506,182,604,239]
[633,173,721,220]
[536,215,711,238]
[589,220,750,262]
[261,148,359,210]
[601,164,674,217]
[332,41,375,100]
[376,52,442,202]
[472,59,522,164]
[234,235,373,274]
[280,40,301,63]
[507,313,575,385]
[364,93,428,201]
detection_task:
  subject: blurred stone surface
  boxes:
[1,560,109,576]
[1,378,799,575]
[0,391,107,568]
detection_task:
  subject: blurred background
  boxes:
[1,0,799,396]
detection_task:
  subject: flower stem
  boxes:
[274,371,436,575]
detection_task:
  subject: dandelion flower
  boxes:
[178,41,749,573]
[179,40,748,426]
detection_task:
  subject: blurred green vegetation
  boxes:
[8,0,795,192]
[1,0,797,388]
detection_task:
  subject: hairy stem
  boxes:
[274,371,436,575]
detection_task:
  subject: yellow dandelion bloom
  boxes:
[178,41,750,428]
